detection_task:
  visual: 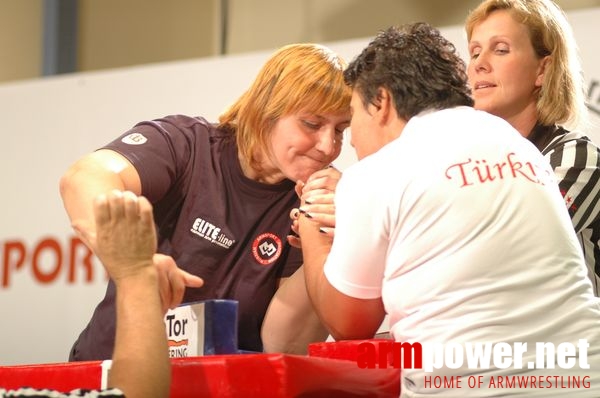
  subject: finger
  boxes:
[319,227,335,238]
[302,193,336,205]
[303,179,337,194]
[107,190,125,220]
[167,271,201,310]
[328,164,341,173]
[294,180,305,198]
[290,208,300,220]
[307,165,341,182]
[302,190,335,203]
[122,191,139,221]
[168,268,186,309]
[180,269,204,288]
[300,203,336,215]
[133,195,157,252]
[93,194,110,226]
[138,196,154,226]
[287,235,302,249]
[302,213,336,228]
[290,219,299,235]
[304,168,342,190]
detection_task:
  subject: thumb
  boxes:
[294,180,305,198]
[181,270,204,288]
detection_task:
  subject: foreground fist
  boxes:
[91,190,157,281]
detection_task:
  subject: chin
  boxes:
[473,101,492,113]
[295,172,314,183]
[289,158,332,181]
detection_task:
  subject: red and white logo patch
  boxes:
[251,233,282,265]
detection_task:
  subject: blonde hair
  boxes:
[465,0,588,130]
[219,43,351,171]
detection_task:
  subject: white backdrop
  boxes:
[1,8,599,366]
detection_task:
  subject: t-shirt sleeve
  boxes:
[323,163,388,299]
[101,115,201,202]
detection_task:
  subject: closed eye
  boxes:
[335,126,348,138]
[302,120,320,130]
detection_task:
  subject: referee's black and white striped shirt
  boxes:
[529,124,600,296]
[0,388,123,397]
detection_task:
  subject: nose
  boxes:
[315,128,339,158]
[471,52,490,73]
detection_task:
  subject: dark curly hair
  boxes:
[344,23,473,120]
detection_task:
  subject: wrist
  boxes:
[112,263,158,288]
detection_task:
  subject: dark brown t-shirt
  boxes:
[70,115,302,360]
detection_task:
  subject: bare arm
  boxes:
[261,268,328,354]
[59,149,142,250]
[89,191,203,397]
[298,212,385,341]
[91,191,168,397]
[263,167,345,353]
[110,267,168,398]
[267,165,384,349]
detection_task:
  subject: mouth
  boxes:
[305,153,333,166]
[474,81,496,90]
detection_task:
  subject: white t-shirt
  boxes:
[324,107,600,397]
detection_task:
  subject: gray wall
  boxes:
[1,0,600,83]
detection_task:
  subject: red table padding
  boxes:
[170,353,399,397]
[0,360,104,391]
[0,352,399,397]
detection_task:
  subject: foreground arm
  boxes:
[89,191,203,397]
[111,266,167,398]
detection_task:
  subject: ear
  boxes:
[535,56,551,87]
[373,87,393,122]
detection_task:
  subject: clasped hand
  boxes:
[288,166,341,248]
